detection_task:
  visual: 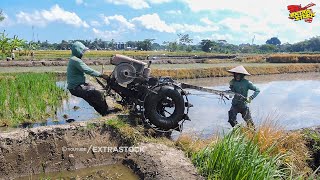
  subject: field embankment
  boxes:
[152,64,320,79]
[267,54,320,63]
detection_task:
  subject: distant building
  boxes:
[116,42,126,50]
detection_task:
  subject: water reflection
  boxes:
[47,81,101,125]
[180,74,320,137]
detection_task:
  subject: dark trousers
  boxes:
[69,83,109,116]
[228,105,254,127]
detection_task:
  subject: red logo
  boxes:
[287,3,316,23]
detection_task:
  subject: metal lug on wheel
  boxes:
[185,102,193,107]
[183,114,191,121]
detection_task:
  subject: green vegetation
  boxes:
[176,119,316,179]
[192,128,286,180]
[0,73,66,126]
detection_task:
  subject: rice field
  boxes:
[0,73,67,126]
[15,50,225,60]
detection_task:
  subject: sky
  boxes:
[0,0,319,45]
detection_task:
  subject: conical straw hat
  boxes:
[227,65,251,75]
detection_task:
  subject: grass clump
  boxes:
[242,122,312,176]
[191,128,286,180]
[175,133,217,157]
[0,73,66,126]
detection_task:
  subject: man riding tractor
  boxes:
[227,65,260,128]
[67,41,109,116]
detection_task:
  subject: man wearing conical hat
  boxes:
[227,65,260,127]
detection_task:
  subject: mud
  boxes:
[125,143,203,180]
[0,120,202,180]
[0,120,122,179]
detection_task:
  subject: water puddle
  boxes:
[178,73,320,137]
[16,163,139,180]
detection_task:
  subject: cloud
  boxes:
[182,0,320,44]
[105,0,150,9]
[16,4,89,28]
[102,14,135,29]
[90,20,101,27]
[75,0,84,5]
[148,0,172,4]
[92,28,121,39]
[132,13,175,33]
[211,34,234,41]
[105,0,172,9]
[171,23,219,33]
[0,13,15,27]
[200,17,213,25]
[95,13,219,36]
[165,10,182,15]
[129,13,218,33]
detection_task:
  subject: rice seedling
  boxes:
[0,73,67,126]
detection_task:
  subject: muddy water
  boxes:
[16,163,139,180]
[178,72,320,137]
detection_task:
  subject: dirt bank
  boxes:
[0,119,202,180]
[0,59,207,67]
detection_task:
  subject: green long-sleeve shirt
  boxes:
[229,78,260,107]
[67,41,101,89]
[67,57,101,89]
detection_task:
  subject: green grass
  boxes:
[0,73,67,126]
[191,128,287,180]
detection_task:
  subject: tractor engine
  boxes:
[111,54,151,85]
[105,54,191,132]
